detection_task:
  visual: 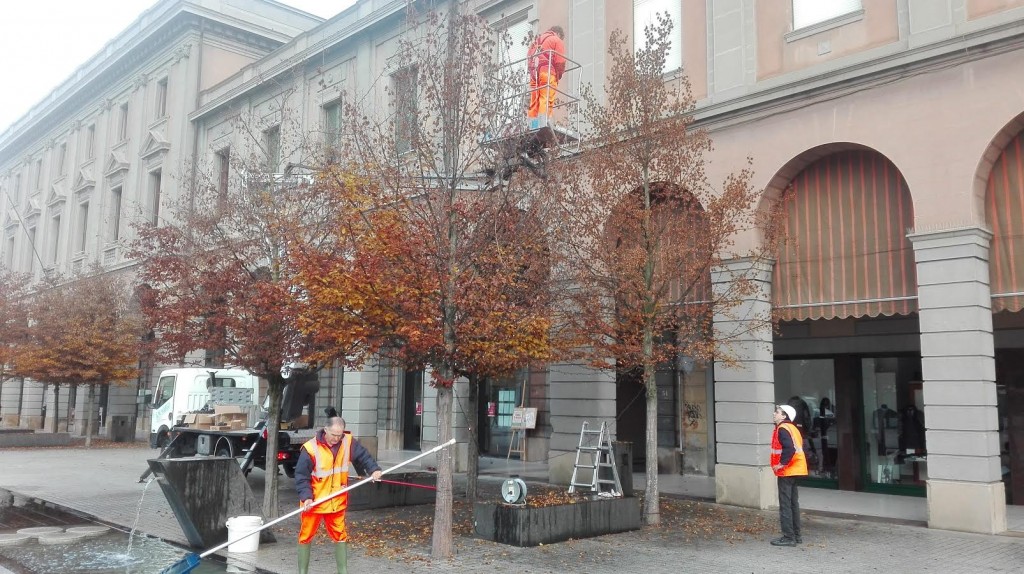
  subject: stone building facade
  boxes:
[1,0,1022,535]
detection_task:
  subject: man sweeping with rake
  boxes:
[295,416,383,574]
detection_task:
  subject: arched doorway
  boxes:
[984,126,1024,506]
[771,147,922,494]
[609,183,713,474]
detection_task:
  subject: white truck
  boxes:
[149,368,261,448]
[146,367,319,478]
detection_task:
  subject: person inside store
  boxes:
[814,397,837,473]
[770,404,808,547]
[787,396,817,466]
[295,416,382,574]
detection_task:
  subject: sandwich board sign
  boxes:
[511,407,537,429]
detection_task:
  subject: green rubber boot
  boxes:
[334,541,348,574]
[297,542,312,574]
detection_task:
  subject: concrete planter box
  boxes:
[473,496,641,547]
[348,472,436,511]
[0,432,71,448]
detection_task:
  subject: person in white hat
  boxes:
[770,404,808,546]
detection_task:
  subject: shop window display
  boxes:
[774,359,838,480]
[861,357,926,487]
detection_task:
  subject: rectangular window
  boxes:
[793,0,862,30]
[496,19,532,124]
[108,187,122,241]
[633,0,682,73]
[26,226,36,271]
[56,143,67,178]
[148,171,161,226]
[49,214,61,264]
[33,159,43,192]
[155,78,168,119]
[85,125,96,160]
[77,202,89,252]
[216,148,231,201]
[4,235,14,269]
[264,125,281,173]
[118,102,129,142]
[324,101,342,152]
[775,358,838,481]
[861,357,926,488]
[393,66,418,155]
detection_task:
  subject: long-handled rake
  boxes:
[160,438,456,574]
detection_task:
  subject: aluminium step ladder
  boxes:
[568,421,622,497]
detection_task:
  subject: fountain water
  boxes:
[0,487,269,573]
[125,477,153,558]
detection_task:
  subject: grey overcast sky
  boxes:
[0,0,355,134]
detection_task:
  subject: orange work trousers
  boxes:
[528,69,559,118]
[298,509,348,543]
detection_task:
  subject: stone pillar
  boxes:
[547,362,615,485]
[908,227,1006,534]
[418,370,469,471]
[342,362,380,456]
[712,258,777,509]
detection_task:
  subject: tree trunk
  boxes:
[466,375,480,501]
[85,384,97,447]
[642,327,660,525]
[431,383,454,559]
[68,385,77,435]
[643,369,661,525]
[51,384,60,433]
[263,374,285,519]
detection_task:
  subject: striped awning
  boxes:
[988,131,1024,313]
[773,150,917,321]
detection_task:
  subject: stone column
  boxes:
[908,226,1006,534]
[547,362,616,485]
[419,371,469,471]
[342,362,381,456]
[713,258,777,509]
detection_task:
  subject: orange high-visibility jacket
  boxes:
[771,422,808,477]
[301,434,352,513]
[528,31,566,80]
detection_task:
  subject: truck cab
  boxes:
[149,368,260,448]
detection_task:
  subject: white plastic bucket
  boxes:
[225,516,263,553]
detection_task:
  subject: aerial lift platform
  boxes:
[481,49,582,180]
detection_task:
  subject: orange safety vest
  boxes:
[301,434,352,513]
[771,422,808,477]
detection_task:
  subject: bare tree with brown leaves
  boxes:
[131,94,341,519]
[16,270,142,445]
[551,15,780,525]
[297,3,564,559]
[0,268,29,422]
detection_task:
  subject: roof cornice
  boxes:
[190,0,407,122]
[0,0,320,162]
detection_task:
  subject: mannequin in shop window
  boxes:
[787,396,817,466]
[814,398,837,471]
[899,404,925,453]
[872,404,898,455]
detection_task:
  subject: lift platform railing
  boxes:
[482,50,583,157]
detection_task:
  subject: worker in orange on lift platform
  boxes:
[527,25,567,119]
[295,416,382,574]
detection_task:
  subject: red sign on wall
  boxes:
[415,401,423,416]
[487,402,497,417]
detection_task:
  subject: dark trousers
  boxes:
[777,476,801,539]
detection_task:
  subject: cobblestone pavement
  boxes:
[0,445,1021,574]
